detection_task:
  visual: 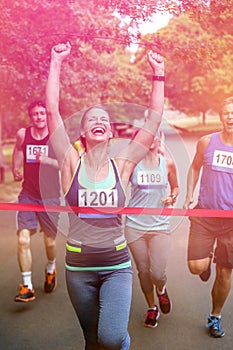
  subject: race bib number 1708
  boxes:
[212,150,233,170]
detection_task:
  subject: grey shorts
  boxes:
[188,209,233,268]
[125,225,170,286]
[17,191,60,239]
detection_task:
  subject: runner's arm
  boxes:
[162,159,179,206]
[117,51,164,175]
[183,135,210,208]
[12,129,25,181]
[36,153,60,169]
[46,42,77,169]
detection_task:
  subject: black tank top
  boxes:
[21,127,60,199]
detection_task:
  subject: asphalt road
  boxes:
[1,133,233,350]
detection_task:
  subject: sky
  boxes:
[138,12,172,34]
[129,12,172,54]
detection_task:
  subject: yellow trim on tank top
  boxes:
[64,159,81,197]
[111,158,127,198]
[66,241,127,253]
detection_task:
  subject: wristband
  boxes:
[152,75,165,82]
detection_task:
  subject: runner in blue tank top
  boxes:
[46,42,165,350]
[125,133,179,328]
[184,97,233,338]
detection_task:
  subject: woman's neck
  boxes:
[83,145,110,181]
[142,149,159,168]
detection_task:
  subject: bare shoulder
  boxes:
[165,157,177,173]
[191,134,212,169]
[61,146,80,192]
[196,134,211,153]
[62,146,79,171]
[16,127,26,138]
[15,128,26,148]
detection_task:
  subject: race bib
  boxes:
[137,170,163,186]
[212,150,233,171]
[26,145,49,163]
[78,189,118,207]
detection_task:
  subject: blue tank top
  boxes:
[65,157,131,270]
[199,132,233,210]
[125,155,170,231]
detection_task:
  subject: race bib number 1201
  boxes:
[78,189,118,207]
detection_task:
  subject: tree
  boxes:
[134,1,233,123]
[1,0,232,141]
[0,0,133,141]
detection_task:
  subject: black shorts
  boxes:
[188,208,233,268]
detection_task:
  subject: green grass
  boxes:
[2,143,14,164]
[0,171,21,202]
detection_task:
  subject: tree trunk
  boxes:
[202,111,206,125]
[0,114,9,183]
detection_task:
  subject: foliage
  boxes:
[0,0,233,142]
[135,1,233,122]
[0,0,132,140]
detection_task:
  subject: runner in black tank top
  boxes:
[13,100,61,303]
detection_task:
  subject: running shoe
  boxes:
[144,306,160,328]
[156,288,172,314]
[206,314,225,338]
[14,284,35,302]
[44,268,57,293]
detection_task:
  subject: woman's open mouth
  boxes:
[91,126,105,135]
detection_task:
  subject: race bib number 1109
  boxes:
[137,170,163,185]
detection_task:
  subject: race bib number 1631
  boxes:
[26,145,49,163]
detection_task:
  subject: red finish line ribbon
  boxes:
[0,202,233,218]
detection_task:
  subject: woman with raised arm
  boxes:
[46,42,164,350]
